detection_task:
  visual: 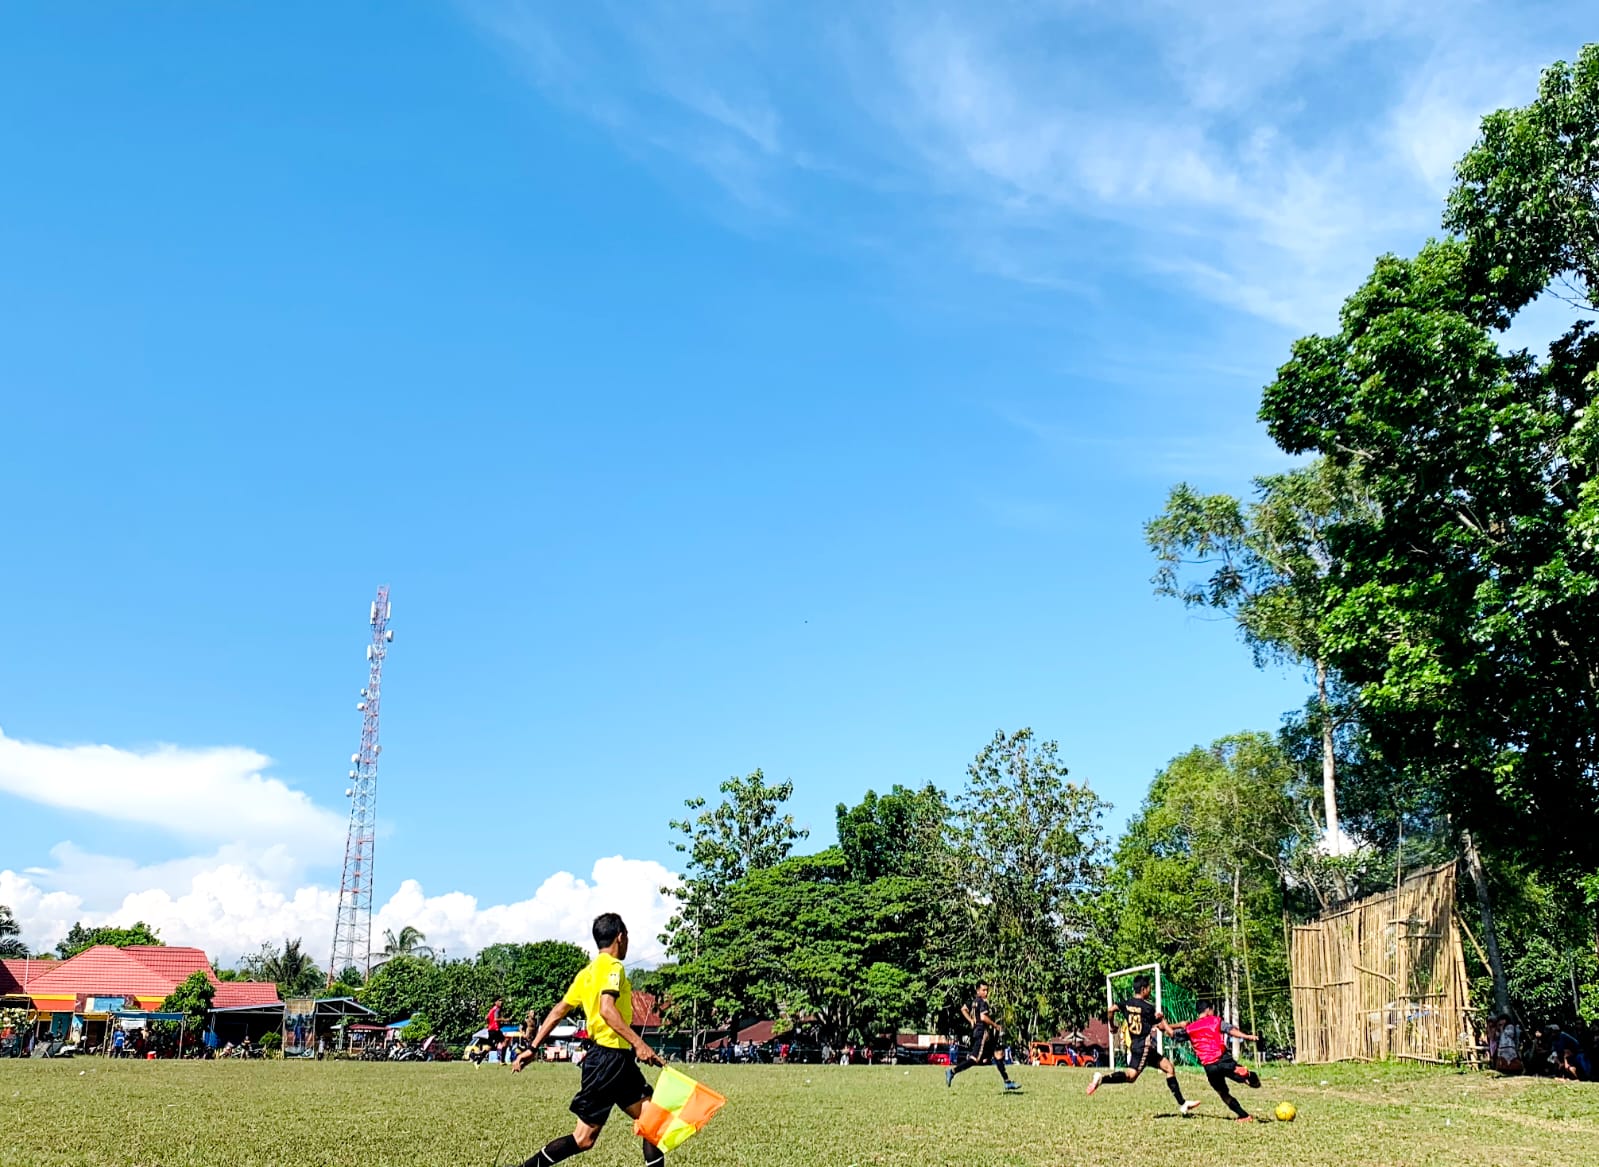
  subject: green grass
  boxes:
[2,1059,1595,1166]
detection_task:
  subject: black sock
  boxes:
[1166,1075,1187,1105]
[641,1138,664,1167]
[525,1135,583,1166]
[950,1057,974,1076]
[995,1060,1011,1082]
[1100,1070,1129,1085]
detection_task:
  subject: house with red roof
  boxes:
[4,945,280,1051]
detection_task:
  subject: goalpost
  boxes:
[1104,963,1199,1070]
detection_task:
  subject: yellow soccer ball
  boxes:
[1274,1101,1297,1122]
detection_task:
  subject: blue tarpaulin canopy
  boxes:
[109,1012,186,1022]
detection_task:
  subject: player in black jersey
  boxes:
[1085,974,1199,1116]
[945,983,1019,1090]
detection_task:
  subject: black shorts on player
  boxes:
[569,1046,653,1128]
[1130,1040,1166,1071]
[1201,1053,1259,1119]
[969,1026,997,1061]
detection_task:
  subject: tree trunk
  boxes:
[1317,659,1343,854]
[1462,829,1510,1017]
[1230,867,1244,1059]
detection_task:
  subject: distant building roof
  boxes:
[122,947,215,984]
[25,946,184,998]
[213,981,283,1009]
[1045,1019,1110,1046]
[14,945,278,1012]
[0,959,30,995]
[633,990,663,1030]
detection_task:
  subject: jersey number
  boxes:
[1127,1014,1143,1036]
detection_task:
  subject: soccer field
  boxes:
[0,1060,1591,1167]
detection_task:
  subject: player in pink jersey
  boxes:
[1171,1002,1262,1121]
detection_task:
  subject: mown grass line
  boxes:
[1,1060,1592,1166]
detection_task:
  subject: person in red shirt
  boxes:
[1171,1002,1262,1121]
[486,998,508,1063]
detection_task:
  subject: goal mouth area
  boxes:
[1104,963,1199,1069]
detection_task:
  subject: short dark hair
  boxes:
[1199,1000,1216,1014]
[593,912,627,948]
[1133,974,1152,995]
[977,982,989,991]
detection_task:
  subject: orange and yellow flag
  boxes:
[634,1067,728,1153]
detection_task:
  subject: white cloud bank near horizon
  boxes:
[0,730,678,967]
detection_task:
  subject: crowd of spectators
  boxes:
[1484,1014,1594,1080]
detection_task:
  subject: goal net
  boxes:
[1104,963,1199,1069]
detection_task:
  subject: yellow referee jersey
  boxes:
[563,952,632,1050]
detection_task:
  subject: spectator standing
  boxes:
[1494,1015,1522,1074]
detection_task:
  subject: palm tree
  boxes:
[261,937,323,997]
[0,904,28,959]
[373,925,434,967]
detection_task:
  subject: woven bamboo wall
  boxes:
[1290,863,1470,1063]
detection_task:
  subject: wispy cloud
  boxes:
[461,0,1588,331]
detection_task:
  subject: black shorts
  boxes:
[487,1028,505,1044]
[969,1027,997,1061]
[570,1045,652,1127]
[1203,1054,1252,1086]
[1130,1040,1165,1069]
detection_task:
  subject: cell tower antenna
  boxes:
[329,585,393,985]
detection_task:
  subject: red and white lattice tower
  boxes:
[329,586,393,984]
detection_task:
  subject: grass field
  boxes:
[2,1059,1594,1167]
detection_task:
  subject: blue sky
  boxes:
[1,2,1588,965]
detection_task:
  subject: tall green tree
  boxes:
[1445,45,1599,316]
[948,729,1110,1038]
[0,905,27,959]
[362,954,440,1024]
[660,770,808,1051]
[661,849,927,1047]
[54,921,163,959]
[160,970,216,1031]
[1113,734,1303,1038]
[477,940,589,1023]
[1256,47,1599,1015]
[1147,459,1374,862]
[835,784,948,881]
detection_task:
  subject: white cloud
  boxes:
[0,728,679,967]
[0,728,345,861]
[2,853,677,969]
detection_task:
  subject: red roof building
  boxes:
[18,946,279,1017]
[213,981,285,1009]
[632,990,663,1033]
[0,958,33,996]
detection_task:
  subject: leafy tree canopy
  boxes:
[160,970,216,1027]
[836,784,947,882]
[55,921,163,960]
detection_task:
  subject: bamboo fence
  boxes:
[1290,862,1471,1063]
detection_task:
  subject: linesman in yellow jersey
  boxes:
[517,912,666,1167]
